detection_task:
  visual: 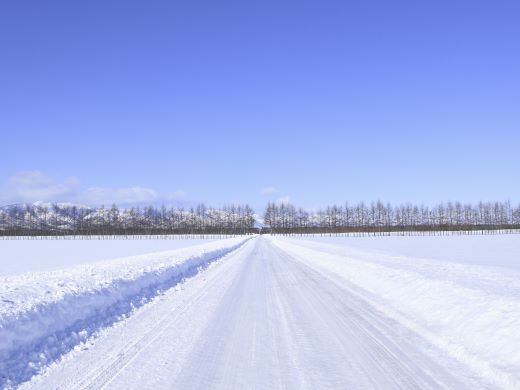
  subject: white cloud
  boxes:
[0,171,166,207]
[0,171,79,204]
[261,186,278,195]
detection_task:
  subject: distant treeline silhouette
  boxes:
[2,200,520,237]
[263,201,520,234]
[0,203,256,236]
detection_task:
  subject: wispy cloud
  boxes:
[0,171,182,207]
[260,186,278,195]
[1,171,79,205]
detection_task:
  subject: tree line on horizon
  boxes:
[263,200,520,234]
[0,203,256,236]
[1,200,520,237]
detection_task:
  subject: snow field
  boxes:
[284,234,520,270]
[271,236,520,389]
[0,236,251,388]
[0,236,225,275]
[16,237,481,390]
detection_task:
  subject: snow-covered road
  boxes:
[18,236,499,390]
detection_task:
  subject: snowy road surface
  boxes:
[13,236,513,389]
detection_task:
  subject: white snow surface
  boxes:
[0,237,221,276]
[2,234,519,389]
[0,236,250,388]
[287,234,520,269]
[275,235,520,389]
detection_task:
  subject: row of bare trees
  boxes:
[3,200,520,236]
[0,203,256,236]
[263,201,520,234]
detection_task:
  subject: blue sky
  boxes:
[1,1,519,210]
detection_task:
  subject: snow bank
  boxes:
[0,237,220,276]
[271,236,520,390]
[0,236,250,388]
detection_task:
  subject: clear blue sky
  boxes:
[1,1,519,210]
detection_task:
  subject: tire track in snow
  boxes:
[49,240,253,390]
[22,237,496,389]
[172,237,486,389]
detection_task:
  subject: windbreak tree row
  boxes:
[263,201,520,234]
[0,203,257,236]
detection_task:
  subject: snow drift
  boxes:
[0,236,250,388]
[271,236,520,390]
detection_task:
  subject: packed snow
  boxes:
[2,234,519,389]
[273,235,520,389]
[0,236,250,388]
[15,237,486,390]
